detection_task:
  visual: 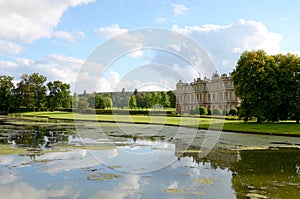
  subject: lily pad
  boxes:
[246,193,268,199]
[86,172,122,181]
[194,177,214,185]
[163,188,180,193]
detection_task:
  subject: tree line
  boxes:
[75,89,176,110]
[0,73,176,113]
[232,50,300,123]
[0,73,71,112]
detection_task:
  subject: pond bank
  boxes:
[11,111,300,137]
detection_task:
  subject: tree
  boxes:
[167,91,176,108]
[0,76,14,112]
[72,93,79,108]
[232,50,300,123]
[104,96,112,108]
[232,50,275,122]
[78,97,89,111]
[136,93,146,109]
[47,80,71,110]
[161,92,170,108]
[94,94,104,109]
[128,95,137,109]
[14,73,47,110]
[148,92,162,109]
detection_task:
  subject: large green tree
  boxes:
[232,50,300,123]
[273,53,300,123]
[0,75,14,112]
[47,80,71,110]
[14,73,47,110]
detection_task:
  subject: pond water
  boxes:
[1,120,300,198]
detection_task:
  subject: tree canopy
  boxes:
[232,50,300,123]
[0,73,71,112]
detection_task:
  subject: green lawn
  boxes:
[14,111,300,136]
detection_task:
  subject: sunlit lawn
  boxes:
[16,111,300,135]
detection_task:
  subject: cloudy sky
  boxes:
[0,0,299,93]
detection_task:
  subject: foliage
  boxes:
[128,95,137,109]
[47,80,71,110]
[160,92,170,107]
[207,109,212,115]
[212,108,222,115]
[13,73,47,111]
[232,50,300,123]
[72,93,79,108]
[229,108,238,116]
[0,75,14,112]
[78,98,89,111]
[222,110,228,116]
[193,106,208,115]
[167,91,176,108]
[190,109,195,115]
[199,106,208,115]
[0,73,71,112]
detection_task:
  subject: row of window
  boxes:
[177,92,236,103]
[177,82,234,92]
[177,104,236,113]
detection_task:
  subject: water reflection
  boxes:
[1,126,300,198]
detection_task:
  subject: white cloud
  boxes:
[95,24,128,39]
[0,0,94,43]
[0,40,23,55]
[155,18,167,24]
[171,3,189,16]
[172,19,282,73]
[281,17,289,22]
[96,70,121,92]
[53,29,85,42]
[0,54,84,92]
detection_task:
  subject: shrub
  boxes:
[190,109,195,115]
[212,108,222,115]
[222,110,228,116]
[229,108,238,116]
[207,109,212,115]
[199,106,208,115]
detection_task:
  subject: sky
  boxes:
[0,0,300,93]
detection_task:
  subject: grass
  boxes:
[0,144,27,155]
[12,111,300,136]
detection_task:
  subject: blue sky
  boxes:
[0,0,299,92]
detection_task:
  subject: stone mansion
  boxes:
[176,72,240,114]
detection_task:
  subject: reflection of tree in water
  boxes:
[174,139,300,199]
[175,139,241,170]
[232,149,300,199]
[7,126,70,148]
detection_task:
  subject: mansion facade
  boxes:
[176,73,240,114]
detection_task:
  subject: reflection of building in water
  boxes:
[175,139,241,170]
[176,72,240,114]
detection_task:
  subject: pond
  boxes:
[1,118,300,198]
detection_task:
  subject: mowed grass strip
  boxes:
[16,111,300,136]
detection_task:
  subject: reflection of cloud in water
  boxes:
[91,140,177,173]
[0,168,19,185]
[90,174,141,199]
[0,156,16,165]
[0,183,78,199]
[36,150,100,173]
